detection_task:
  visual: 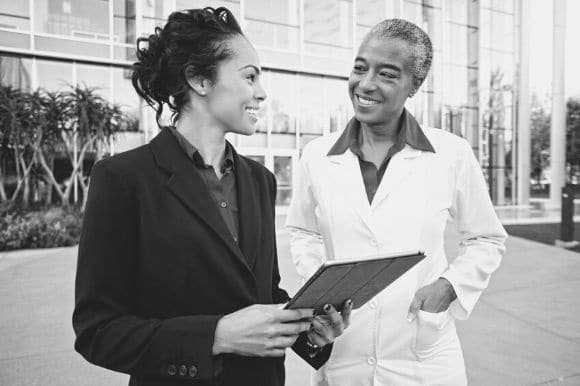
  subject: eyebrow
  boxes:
[238,64,261,74]
[354,57,401,73]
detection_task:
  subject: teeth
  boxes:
[357,96,379,105]
[245,107,258,117]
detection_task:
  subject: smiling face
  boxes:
[204,35,267,136]
[348,36,415,129]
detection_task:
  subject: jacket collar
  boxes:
[149,128,259,279]
[327,108,435,156]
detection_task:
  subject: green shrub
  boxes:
[0,206,83,251]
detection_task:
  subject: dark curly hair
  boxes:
[132,7,243,125]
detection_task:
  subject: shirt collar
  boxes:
[327,109,435,156]
[167,126,235,173]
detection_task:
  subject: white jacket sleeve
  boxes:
[440,140,508,320]
[286,149,326,280]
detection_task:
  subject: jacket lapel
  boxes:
[371,145,424,210]
[149,129,254,277]
[327,151,374,231]
[234,153,261,269]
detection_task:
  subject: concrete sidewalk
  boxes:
[0,224,579,385]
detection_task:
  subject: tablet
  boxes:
[285,250,425,312]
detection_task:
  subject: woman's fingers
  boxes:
[342,299,353,328]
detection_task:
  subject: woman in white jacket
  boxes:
[286,19,507,386]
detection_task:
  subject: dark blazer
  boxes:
[72,128,330,386]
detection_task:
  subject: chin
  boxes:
[354,111,381,126]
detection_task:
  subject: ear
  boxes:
[186,75,211,96]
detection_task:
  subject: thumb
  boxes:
[407,294,422,322]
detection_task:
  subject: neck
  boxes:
[360,110,403,146]
[175,113,226,169]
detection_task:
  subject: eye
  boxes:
[352,64,366,73]
[379,71,397,79]
[246,73,256,82]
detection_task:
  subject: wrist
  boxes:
[439,277,457,301]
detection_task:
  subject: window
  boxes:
[0,0,30,30]
[113,67,140,129]
[35,0,110,40]
[303,0,353,57]
[0,55,32,91]
[36,59,73,92]
[245,0,299,51]
[298,75,326,135]
[274,156,292,206]
[114,0,136,44]
[77,63,110,99]
[269,72,297,135]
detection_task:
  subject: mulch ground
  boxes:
[504,222,580,253]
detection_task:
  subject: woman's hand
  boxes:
[307,300,353,348]
[213,304,313,357]
[407,278,457,321]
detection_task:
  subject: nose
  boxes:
[358,72,376,92]
[254,79,267,102]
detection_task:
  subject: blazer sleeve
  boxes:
[285,147,327,280]
[440,140,508,320]
[73,160,222,383]
[266,172,332,368]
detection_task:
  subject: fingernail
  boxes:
[406,312,415,322]
[324,304,331,312]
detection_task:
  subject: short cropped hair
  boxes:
[365,19,433,94]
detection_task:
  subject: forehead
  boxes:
[356,37,413,71]
[224,35,260,68]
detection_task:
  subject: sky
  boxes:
[530,0,580,99]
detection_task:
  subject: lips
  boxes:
[356,95,380,106]
[245,106,259,119]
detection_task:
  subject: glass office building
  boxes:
[0,0,519,208]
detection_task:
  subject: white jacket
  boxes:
[286,126,507,386]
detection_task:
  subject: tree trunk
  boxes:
[35,148,68,206]
[0,166,7,202]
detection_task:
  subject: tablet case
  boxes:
[285,251,425,311]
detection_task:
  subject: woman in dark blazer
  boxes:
[72,7,350,386]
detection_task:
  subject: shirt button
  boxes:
[167,364,177,376]
[370,239,378,246]
[369,300,377,309]
[178,365,187,376]
[220,201,227,208]
[188,365,198,378]
[367,357,376,365]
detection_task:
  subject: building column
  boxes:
[549,0,567,207]
[516,0,531,205]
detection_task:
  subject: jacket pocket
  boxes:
[413,309,455,361]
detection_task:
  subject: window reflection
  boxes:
[0,0,30,30]
[77,63,110,99]
[114,0,136,44]
[274,156,292,206]
[303,0,353,57]
[245,0,299,51]
[36,59,72,91]
[0,55,32,91]
[35,0,109,40]
[113,67,140,128]
[269,72,297,134]
[298,75,326,135]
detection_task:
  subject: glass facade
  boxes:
[0,0,520,207]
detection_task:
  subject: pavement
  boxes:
[0,215,579,385]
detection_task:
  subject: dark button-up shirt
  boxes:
[168,126,239,243]
[327,109,436,203]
